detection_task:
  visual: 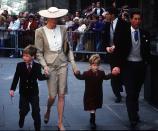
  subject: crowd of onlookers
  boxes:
[0,1,130,57]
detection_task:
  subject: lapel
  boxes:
[23,62,27,70]
[139,29,148,52]
[21,62,29,75]
[41,27,50,49]
[114,19,118,33]
[59,25,64,43]
[29,61,35,74]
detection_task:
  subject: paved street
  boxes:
[0,57,158,130]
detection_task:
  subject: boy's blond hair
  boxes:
[23,45,37,57]
[89,54,101,65]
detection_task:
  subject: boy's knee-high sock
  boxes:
[90,113,96,124]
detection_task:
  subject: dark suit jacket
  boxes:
[103,18,129,65]
[10,61,48,96]
[113,26,151,68]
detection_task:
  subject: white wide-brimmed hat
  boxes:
[38,7,68,18]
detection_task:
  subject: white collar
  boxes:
[131,26,139,33]
[112,18,118,24]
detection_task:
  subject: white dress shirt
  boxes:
[43,25,62,51]
[110,18,118,45]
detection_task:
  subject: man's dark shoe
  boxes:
[35,125,41,131]
[119,87,123,92]
[130,121,138,128]
[136,116,141,123]
[115,97,122,103]
[19,116,25,128]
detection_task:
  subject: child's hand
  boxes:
[9,90,14,97]
[112,67,120,76]
[74,70,80,75]
[44,66,49,76]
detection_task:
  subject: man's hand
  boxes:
[106,45,115,53]
[112,67,120,76]
[9,90,14,97]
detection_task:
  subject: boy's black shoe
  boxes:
[90,122,96,129]
[19,116,25,128]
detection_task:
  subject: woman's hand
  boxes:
[44,66,49,76]
[74,70,80,75]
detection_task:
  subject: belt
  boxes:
[51,50,62,54]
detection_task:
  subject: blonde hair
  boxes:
[89,54,101,65]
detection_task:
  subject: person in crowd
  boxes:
[35,7,79,130]
[120,5,130,22]
[103,8,129,103]
[74,54,120,129]
[23,14,38,31]
[83,2,96,17]
[92,1,105,16]
[0,15,8,56]
[8,15,20,57]
[70,16,80,50]
[91,15,105,52]
[76,18,87,51]
[64,14,74,30]
[113,9,151,128]
[9,45,48,131]
[1,10,8,21]
[102,10,111,23]
[75,10,81,18]
[23,14,38,47]
[8,15,20,32]
[88,14,98,51]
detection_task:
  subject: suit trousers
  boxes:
[122,61,146,121]
[19,95,41,127]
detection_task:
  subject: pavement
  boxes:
[0,57,158,130]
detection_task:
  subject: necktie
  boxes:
[134,30,139,41]
[27,63,32,72]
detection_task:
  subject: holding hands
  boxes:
[9,90,14,97]
[74,70,80,75]
[112,67,120,76]
[44,66,49,76]
[106,45,115,53]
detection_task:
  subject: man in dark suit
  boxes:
[9,45,48,131]
[113,9,150,127]
[103,8,128,103]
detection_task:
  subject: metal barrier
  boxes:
[0,29,35,57]
[0,29,106,57]
[67,30,106,55]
